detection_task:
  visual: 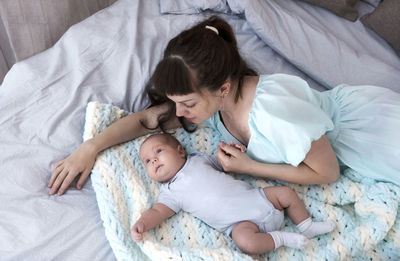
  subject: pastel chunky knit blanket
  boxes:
[83,102,400,261]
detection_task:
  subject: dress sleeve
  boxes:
[249,74,334,166]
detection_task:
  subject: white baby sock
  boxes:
[268,231,310,249]
[297,217,336,239]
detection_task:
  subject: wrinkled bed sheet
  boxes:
[0,0,399,260]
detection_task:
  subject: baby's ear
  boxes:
[177,145,186,157]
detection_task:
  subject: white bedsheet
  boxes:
[1,0,399,260]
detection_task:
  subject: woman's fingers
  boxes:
[217,144,230,162]
[48,141,97,195]
[54,160,64,169]
[58,172,77,195]
[228,141,246,152]
[217,141,252,173]
[217,142,238,172]
[219,141,240,157]
[49,167,69,195]
[77,168,91,190]
[48,161,64,188]
[49,163,83,195]
[234,144,246,152]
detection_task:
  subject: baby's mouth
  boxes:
[155,165,163,173]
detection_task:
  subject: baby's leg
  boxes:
[231,221,274,254]
[263,186,308,224]
[263,186,335,238]
[231,221,309,254]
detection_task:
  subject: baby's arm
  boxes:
[131,203,175,242]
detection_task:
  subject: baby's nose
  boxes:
[151,158,158,164]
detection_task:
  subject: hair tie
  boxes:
[205,25,219,35]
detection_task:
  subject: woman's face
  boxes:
[167,89,221,124]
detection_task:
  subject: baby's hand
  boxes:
[229,141,246,153]
[131,222,145,242]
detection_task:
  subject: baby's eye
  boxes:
[145,159,150,164]
[156,149,162,153]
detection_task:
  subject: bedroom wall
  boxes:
[0,0,117,85]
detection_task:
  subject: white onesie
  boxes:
[157,153,284,236]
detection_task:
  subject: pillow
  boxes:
[298,0,359,21]
[361,0,381,7]
[361,0,400,53]
[159,0,230,14]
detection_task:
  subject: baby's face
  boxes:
[140,135,186,183]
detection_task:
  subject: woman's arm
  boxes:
[48,103,180,195]
[217,135,340,184]
[131,203,175,242]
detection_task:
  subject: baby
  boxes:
[131,134,335,255]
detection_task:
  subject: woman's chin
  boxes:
[185,115,209,124]
[185,117,197,123]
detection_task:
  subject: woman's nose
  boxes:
[175,104,185,117]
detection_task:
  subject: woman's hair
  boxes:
[144,15,257,132]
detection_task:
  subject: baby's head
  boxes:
[139,134,186,183]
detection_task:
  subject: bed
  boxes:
[1,0,399,260]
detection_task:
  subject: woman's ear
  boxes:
[220,81,231,97]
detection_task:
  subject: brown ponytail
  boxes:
[143,15,257,132]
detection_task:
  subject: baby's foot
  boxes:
[268,231,310,249]
[297,217,336,238]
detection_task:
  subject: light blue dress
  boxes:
[204,74,400,185]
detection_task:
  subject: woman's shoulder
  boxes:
[254,74,318,101]
[249,73,330,130]
[258,73,308,87]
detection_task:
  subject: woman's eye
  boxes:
[184,103,196,108]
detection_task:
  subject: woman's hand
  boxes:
[228,140,246,153]
[131,222,145,242]
[217,141,252,173]
[48,140,98,195]
[47,103,181,196]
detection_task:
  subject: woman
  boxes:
[49,16,400,195]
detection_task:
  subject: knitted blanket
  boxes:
[83,101,400,261]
